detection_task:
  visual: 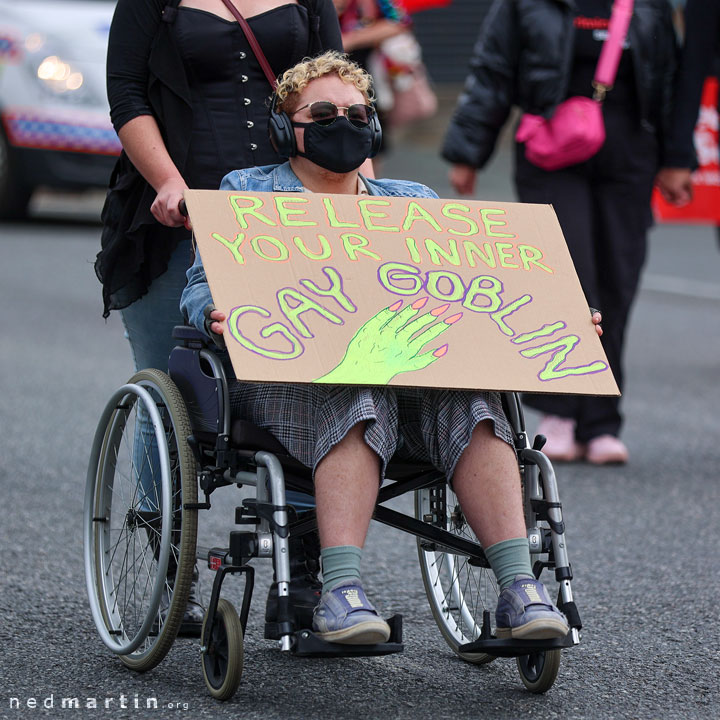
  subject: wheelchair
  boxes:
[84,325,582,700]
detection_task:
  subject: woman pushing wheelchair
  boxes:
[181,51,601,645]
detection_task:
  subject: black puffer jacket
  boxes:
[441,0,677,170]
[663,0,720,168]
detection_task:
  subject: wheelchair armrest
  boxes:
[168,342,230,436]
[172,324,210,347]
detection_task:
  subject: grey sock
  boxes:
[320,545,362,594]
[484,537,533,590]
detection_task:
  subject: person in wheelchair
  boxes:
[181,51,594,645]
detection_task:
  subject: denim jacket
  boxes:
[180,161,438,336]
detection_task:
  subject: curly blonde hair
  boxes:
[275,50,375,113]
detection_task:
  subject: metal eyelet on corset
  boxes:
[250,143,257,151]
[244,98,251,105]
[247,121,254,128]
[239,51,247,59]
[241,75,248,83]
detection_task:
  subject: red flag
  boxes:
[397,0,452,13]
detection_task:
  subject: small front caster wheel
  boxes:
[201,599,244,700]
[517,649,561,693]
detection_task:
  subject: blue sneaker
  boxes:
[312,581,391,645]
[495,576,569,640]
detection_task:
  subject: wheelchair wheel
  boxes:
[201,599,244,701]
[84,369,198,672]
[517,649,561,693]
[415,485,498,664]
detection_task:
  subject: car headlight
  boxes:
[19,31,102,105]
[36,55,84,93]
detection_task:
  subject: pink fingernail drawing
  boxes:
[444,312,463,325]
[430,303,451,316]
[389,300,403,311]
[412,297,429,309]
[433,344,449,358]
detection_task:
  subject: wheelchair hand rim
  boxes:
[83,383,172,655]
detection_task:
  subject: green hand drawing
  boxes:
[314,297,462,385]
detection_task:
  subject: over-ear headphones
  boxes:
[367,107,383,158]
[267,91,383,160]
[268,92,297,159]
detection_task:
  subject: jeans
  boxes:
[121,238,194,373]
[121,239,193,511]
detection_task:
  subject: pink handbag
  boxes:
[515,0,634,171]
[375,31,438,128]
[388,65,438,128]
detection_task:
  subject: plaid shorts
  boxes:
[229,382,513,481]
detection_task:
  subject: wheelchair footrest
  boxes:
[459,633,574,658]
[290,615,404,657]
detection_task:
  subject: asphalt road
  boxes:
[1,142,719,719]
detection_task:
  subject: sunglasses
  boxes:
[291,101,375,128]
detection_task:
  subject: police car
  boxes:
[0,0,120,218]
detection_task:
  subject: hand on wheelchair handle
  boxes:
[179,199,192,231]
[150,177,188,227]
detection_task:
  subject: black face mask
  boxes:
[292,116,373,174]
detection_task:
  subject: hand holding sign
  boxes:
[315,298,462,384]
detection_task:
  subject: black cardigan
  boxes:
[96,0,342,316]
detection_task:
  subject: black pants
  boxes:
[515,109,657,442]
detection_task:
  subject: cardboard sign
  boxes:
[184,190,619,396]
[653,77,720,224]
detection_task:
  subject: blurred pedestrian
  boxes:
[333,0,409,169]
[95,0,343,635]
[656,0,720,209]
[441,0,677,466]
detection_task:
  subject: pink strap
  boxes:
[594,0,634,89]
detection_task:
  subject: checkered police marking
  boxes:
[3,108,121,155]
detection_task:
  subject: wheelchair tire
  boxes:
[201,599,244,701]
[84,369,198,672]
[517,649,561,693]
[415,486,497,665]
